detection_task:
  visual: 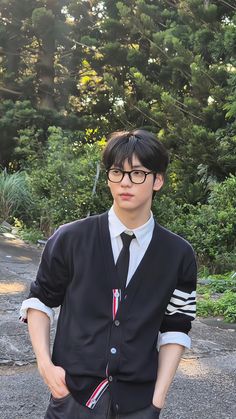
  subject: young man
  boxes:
[20,129,197,418]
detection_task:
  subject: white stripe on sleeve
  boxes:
[165,289,196,318]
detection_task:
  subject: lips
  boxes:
[120,193,134,198]
[121,193,133,196]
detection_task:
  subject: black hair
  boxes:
[102,129,169,175]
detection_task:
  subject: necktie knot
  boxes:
[120,232,135,248]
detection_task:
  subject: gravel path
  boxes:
[0,234,235,419]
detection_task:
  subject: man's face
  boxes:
[107,155,164,215]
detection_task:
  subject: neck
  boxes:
[113,204,151,229]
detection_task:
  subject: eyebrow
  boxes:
[112,164,146,170]
[112,166,145,170]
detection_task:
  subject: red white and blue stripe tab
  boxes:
[85,288,121,409]
[85,378,109,409]
[112,288,121,320]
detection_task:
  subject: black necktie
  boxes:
[116,232,135,295]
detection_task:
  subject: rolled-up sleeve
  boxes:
[28,227,71,308]
[19,297,55,324]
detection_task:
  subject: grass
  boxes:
[0,170,32,223]
[197,272,236,323]
[18,227,45,244]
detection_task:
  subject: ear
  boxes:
[153,174,164,192]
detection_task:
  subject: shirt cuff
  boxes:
[19,297,54,325]
[157,331,191,350]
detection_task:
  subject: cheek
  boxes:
[140,183,155,197]
[108,182,116,196]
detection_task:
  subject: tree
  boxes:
[28,126,111,230]
[0,1,37,100]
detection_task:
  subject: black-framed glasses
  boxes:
[106,168,155,184]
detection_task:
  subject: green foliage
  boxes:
[28,127,111,232]
[153,175,236,273]
[32,8,55,36]
[1,0,236,276]
[197,295,215,317]
[0,170,32,223]
[18,226,45,244]
[0,100,44,166]
[1,0,236,182]
[0,99,92,167]
[215,291,236,323]
[197,272,236,323]
[198,273,236,294]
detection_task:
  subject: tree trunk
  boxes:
[1,34,21,99]
[37,41,55,109]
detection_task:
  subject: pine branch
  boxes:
[0,86,22,95]
[65,36,97,52]
[218,0,236,12]
[117,116,135,129]
[132,104,162,128]
[171,101,204,122]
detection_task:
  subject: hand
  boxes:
[152,397,164,410]
[38,360,70,399]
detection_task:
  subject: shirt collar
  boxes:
[108,206,154,247]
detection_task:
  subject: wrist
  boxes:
[152,398,165,409]
[37,356,53,376]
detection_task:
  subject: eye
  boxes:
[110,169,122,175]
[132,170,144,177]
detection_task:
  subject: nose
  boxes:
[120,172,132,186]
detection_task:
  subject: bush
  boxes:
[0,170,32,223]
[153,175,236,273]
[197,272,236,322]
[197,291,236,323]
[18,226,45,244]
[27,127,112,234]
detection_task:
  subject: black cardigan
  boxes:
[29,212,197,413]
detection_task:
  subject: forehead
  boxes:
[113,155,146,169]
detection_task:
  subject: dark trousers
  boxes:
[44,390,161,419]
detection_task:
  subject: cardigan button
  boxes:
[109,375,113,382]
[114,320,120,326]
[110,347,117,354]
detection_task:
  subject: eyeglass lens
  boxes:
[108,169,149,184]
